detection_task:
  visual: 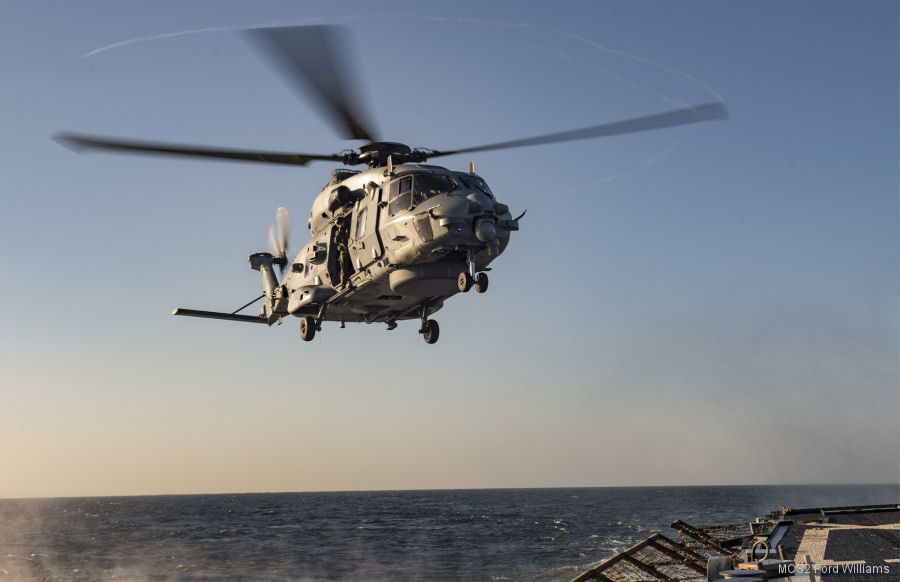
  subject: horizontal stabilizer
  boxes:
[172,308,269,324]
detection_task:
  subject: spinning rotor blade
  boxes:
[267,225,280,257]
[55,133,343,166]
[245,25,378,142]
[267,207,291,272]
[275,207,291,254]
[430,102,728,159]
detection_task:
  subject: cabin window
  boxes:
[355,207,367,240]
[413,174,457,204]
[389,176,412,215]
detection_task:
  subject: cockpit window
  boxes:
[459,175,493,198]
[390,173,458,214]
[413,173,458,204]
[389,176,412,215]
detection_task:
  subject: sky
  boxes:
[0,1,897,499]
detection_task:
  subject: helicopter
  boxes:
[56,25,727,344]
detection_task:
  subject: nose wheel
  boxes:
[459,249,489,294]
[457,271,473,292]
[474,272,488,293]
[458,271,489,293]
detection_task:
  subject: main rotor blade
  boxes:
[245,25,378,142]
[55,133,343,166]
[430,102,728,158]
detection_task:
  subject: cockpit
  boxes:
[389,172,458,215]
[456,174,493,198]
[388,171,493,216]
[324,168,361,189]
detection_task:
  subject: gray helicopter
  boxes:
[57,25,727,344]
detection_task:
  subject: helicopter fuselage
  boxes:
[257,163,519,330]
[61,25,725,344]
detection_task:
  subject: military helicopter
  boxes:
[56,25,727,344]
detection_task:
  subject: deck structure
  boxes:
[570,503,899,582]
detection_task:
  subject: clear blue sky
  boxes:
[0,0,897,498]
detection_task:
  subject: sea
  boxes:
[1,484,896,581]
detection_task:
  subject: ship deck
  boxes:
[570,503,899,582]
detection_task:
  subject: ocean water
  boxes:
[1,484,896,581]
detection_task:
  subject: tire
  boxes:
[474,272,489,293]
[299,316,316,341]
[423,319,440,344]
[457,271,473,292]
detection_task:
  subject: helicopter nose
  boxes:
[474,217,496,242]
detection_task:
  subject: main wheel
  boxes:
[423,319,440,344]
[457,271,473,292]
[474,272,489,293]
[299,316,316,341]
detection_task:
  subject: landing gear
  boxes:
[457,271,473,292]
[474,272,489,293]
[458,270,488,293]
[422,319,440,344]
[299,315,316,341]
[460,248,489,293]
[418,304,440,344]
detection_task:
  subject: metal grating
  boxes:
[569,533,711,582]
[670,519,754,555]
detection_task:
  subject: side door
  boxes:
[349,185,384,270]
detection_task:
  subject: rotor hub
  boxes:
[349,142,429,168]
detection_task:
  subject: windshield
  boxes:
[459,175,493,198]
[413,173,458,204]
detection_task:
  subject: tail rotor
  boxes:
[267,206,292,272]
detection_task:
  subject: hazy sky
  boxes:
[1,1,897,499]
